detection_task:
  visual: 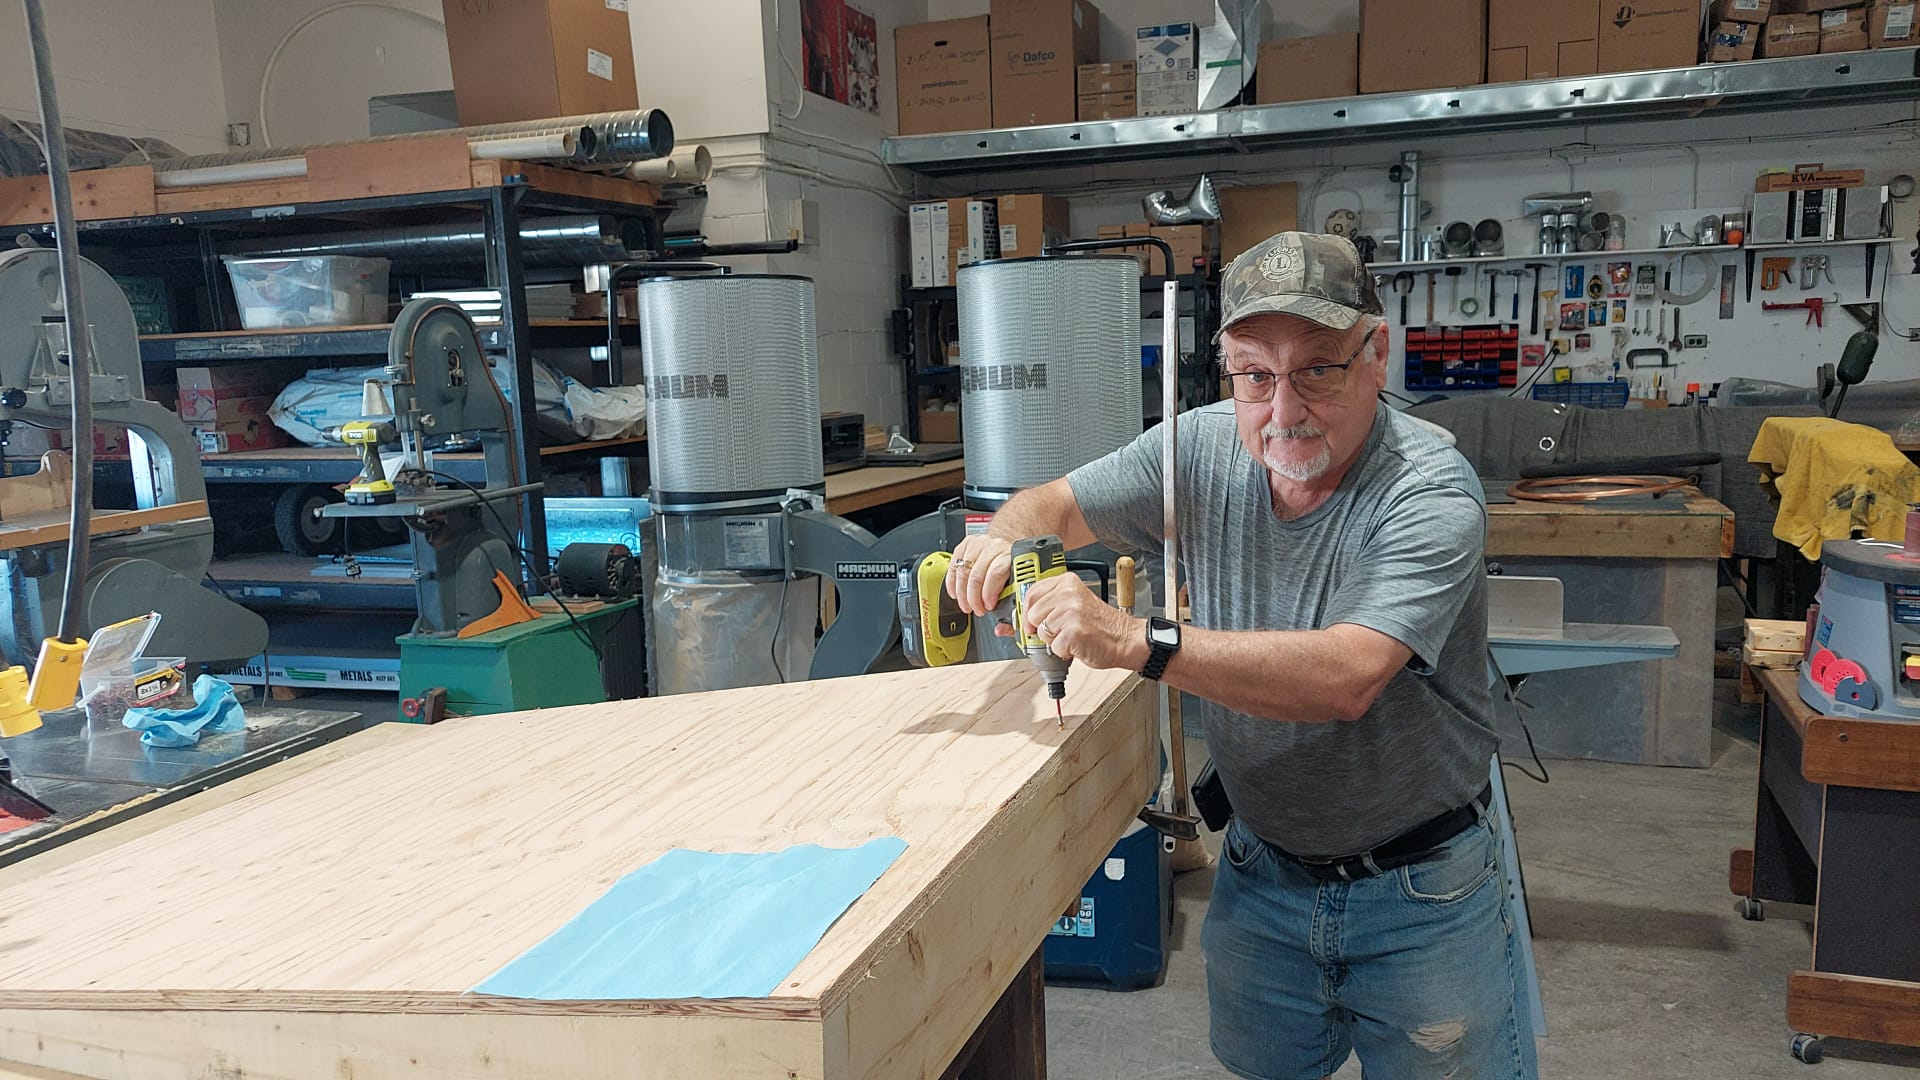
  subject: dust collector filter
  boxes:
[958,256,1143,505]
[637,274,822,511]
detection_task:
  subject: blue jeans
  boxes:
[1202,811,1539,1080]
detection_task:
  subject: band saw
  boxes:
[0,246,266,668]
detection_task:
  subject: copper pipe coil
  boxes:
[1507,475,1692,502]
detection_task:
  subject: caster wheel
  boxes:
[1740,897,1765,921]
[1791,1033,1824,1064]
[273,485,343,555]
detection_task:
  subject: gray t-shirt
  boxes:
[1067,401,1495,857]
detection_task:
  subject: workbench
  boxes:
[825,457,966,515]
[0,661,1153,1078]
[1730,667,1920,1062]
[1482,489,1733,766]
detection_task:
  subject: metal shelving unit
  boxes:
[28,180,664,576]
[882,49,1920,174]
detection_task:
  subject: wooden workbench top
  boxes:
[0,663,1153,1079]
[1486,489,1733,560]
[1756,666,1920,793]
[825,457,966,515]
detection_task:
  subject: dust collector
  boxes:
[637,272,942,693]
[956,255,1145,510]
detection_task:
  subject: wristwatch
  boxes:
[1141,616,1181,681]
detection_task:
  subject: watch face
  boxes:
[1149,620,1180,646]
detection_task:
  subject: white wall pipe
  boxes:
[621,145,713,185]
[153,132,578,189]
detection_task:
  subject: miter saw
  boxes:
[0,246,267,674]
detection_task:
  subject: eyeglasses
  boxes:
[1218,336,1370,403]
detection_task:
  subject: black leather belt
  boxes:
[1271,783,1495,882]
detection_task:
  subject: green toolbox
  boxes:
[396,601,637,720]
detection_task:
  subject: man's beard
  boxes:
[1261,423,1332,482]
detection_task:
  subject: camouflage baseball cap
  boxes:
[1217,231,1382,337]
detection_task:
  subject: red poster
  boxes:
[801,0,845,103]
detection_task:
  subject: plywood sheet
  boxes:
[0,663,1153,1079]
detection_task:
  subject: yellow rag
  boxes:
[1748,417,1920,560]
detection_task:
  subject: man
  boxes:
[947,232,1535,1079]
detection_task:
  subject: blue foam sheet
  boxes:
[471,837,908,1000]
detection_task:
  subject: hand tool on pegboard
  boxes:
[1525,263,1550,335]
[1504,268,1525,321]
[1392,271,1414,324]
[1719,264,1736,319]
[1760,258,1793,291]
[1763,296,1828,327]
[1425,269,1437,322]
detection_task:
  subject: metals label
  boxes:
[836,562,897,580]
[723,519,772,566]
[1049,897,1096,938]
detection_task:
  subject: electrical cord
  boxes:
[424,470,602,663]
[23,0,94,646]
[1488,647,1551,785]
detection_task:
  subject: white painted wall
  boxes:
[0,0,229,154]
[211,0,450,148]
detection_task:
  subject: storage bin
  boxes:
[222,255,391,329]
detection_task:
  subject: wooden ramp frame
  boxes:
[0,663,1155,1079]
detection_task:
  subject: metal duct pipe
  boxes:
[153,108,673,172]
[152,131,579,189]
[219,215,646,266]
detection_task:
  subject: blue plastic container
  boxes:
[1042,820,1173,990]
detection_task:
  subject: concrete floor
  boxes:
[1044,681,1920,1079]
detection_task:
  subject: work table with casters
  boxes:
[0,662,1154,1079]
[1731,667,1920,1063]
[1481,487,1732,767]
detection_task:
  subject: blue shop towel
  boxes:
[122,674,245,748]
[472,837,909,1000]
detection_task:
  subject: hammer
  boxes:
[1503,268,1526,322]
[1525,262,1551,336]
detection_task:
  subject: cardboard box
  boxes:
[948,199,1001,272]
[996,194,1071,256]
[1820,5,1871,49]
[911,202,938,288]
[1077,60,1136,93]
[176,365,287,423]
[1096,224,1127,238]
[1218,183,1301,262]
[5,424,130,461]
[1707,20,1763,60]
[919,408,961,444]
[1077,90,1137,118]
[1872,0,1918,44]
[896,17,993,136]
[194,417,290,456]
[1488,0,1597,82]
[1136,22,1198,115]
[1762,12,1824,53]
[1755,163,1867,190]
[1714,0,1776,21]
[1598,0,1702,72]
[1777,0,1863,12]
[1152,224,1213,272]
[1256,34,1359,103]
[1360,0,1486,93]
[439,0,637,126]
[991,0,1101,128]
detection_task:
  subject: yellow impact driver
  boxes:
[327,420,398,505]
[1003,535,1072,727]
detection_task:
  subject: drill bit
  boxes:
[1055,698,1064,729]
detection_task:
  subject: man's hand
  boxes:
[1018,573,1150,672]
[947,534,1014,616]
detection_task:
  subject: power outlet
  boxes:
[1681,334,1708,348]
[226,122,251,148]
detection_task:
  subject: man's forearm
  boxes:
[1156,624,1408,724]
